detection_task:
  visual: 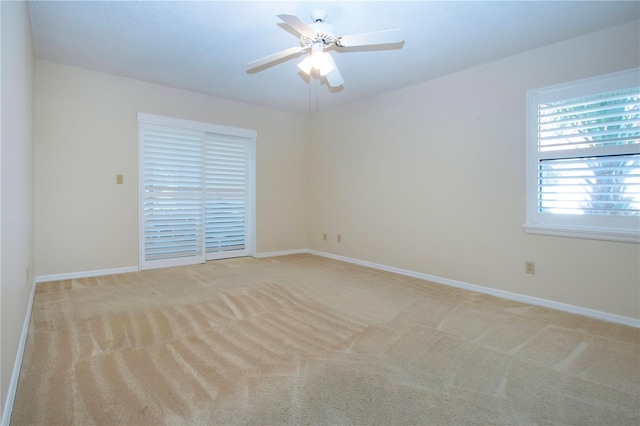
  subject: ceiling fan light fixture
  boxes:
[297,55,314,74]
[316,53,335,76]
[298,42,334,76]
[297,53,334,76]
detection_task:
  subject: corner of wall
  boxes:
[1,0,36,423]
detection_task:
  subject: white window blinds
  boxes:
[139,114,256,270]
[525,68,640,243]
[142,125,205,264]
[204,132,249,258]
[536,88,640,217]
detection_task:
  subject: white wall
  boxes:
[309,21,640,320]
[35,61,310,276]
[1,0,35,418]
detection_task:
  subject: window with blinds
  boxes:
[525,69,640,243]
[138,114,256,270]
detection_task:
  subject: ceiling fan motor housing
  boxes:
[301,21,336,47]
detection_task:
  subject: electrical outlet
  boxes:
[337,234,342,243]
[323,233,327,241]
[525,261,535,275]
[116,174,124,184]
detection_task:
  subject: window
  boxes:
[524,69,640,243]
[138,113,256,270]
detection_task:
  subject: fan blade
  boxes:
[324,54,344,87]
[337,29,403,47]
[246,46,306,72]
[277,14,316,38]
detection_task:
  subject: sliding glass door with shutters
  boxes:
[138,113,256,270]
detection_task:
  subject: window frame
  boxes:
[524,68,640,244]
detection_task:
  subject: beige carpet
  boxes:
[11,254,640,425]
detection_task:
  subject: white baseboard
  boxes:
[255,249,309,258]
[35,265,139,284]
[307,250,640,329]
[1,277,37,426]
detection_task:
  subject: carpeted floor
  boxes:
[10,254,640,425]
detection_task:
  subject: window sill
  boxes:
[523,224,639,244]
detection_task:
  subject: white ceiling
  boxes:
[29,1,639,115]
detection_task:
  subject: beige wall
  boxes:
[309,20,640,319]
[35,61,310,276]
[34,20,640,321]
[1,0,35,417]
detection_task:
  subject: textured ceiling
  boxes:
[29,1,640,114]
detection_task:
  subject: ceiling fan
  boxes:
[246,10,403,88]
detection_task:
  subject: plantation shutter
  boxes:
[141,125,206,268]
[536,87,640,217]
[204,132,250,259]
[139,114,256,270]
